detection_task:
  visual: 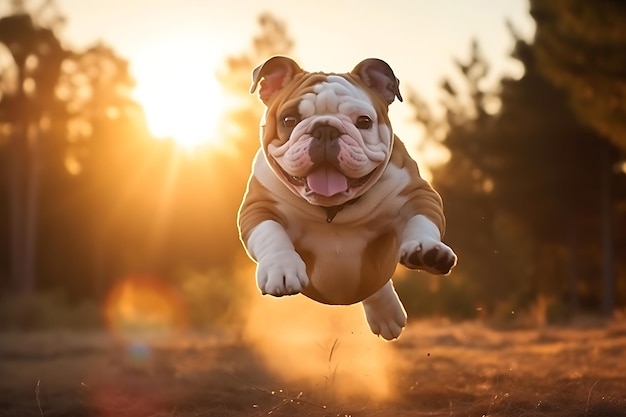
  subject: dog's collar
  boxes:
[324,196,361,223]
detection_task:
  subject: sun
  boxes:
[132,34,225,151]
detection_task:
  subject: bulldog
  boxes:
[238,56,457,340]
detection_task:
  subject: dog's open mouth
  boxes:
[280,165,375,197]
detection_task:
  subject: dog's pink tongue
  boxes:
[306,167,348,197]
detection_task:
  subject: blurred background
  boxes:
[0,0,625,332]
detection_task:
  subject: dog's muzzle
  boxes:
[308,123,341,166]
[303,123,346,197]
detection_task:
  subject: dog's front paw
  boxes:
[400,239,457,275]
[256,251,309,296]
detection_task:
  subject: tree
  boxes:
[419,40,522,317]
[530,0,626,152]
[408,26,624,320]
[530,0,626,315]
[0,3,154,298]
[44,43,153,297]
[216,12,294,166]
[0,9,297,302]
[0,6,66,294]
[485,27,615,316]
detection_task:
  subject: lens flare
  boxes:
[103,275,187,340]
[127,340,152,365]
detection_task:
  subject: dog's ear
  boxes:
[351,58,403,104]
[250,56,303,104]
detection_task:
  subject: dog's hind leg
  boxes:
[361,280,407,340]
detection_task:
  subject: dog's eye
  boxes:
[282,116,298,128]
[355,116,372,129]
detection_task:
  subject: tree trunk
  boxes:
[567,214,578,315]
[23,123,40,293]
[7,125,27,293]
[6,65,39,295]
[600,143,615,317]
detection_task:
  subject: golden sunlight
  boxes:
[243,293,397,401]
[132,34,224,151]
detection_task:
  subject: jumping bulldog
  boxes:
[238,56,457,340]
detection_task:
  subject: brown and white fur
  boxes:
[238,56,457,340]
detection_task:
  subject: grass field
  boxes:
[1,298,626,417]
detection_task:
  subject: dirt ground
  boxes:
[1,319,626,417]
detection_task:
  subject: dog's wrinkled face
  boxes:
[269,76,391,206]
[251,57,403,207]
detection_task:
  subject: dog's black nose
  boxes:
[311,124,340,142]
[309,124,341,165]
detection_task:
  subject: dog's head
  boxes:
[250,56,403,207]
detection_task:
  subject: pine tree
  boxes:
[530,0,626,314]
[530,0,626,152]
[409,26,623,318]
[488,26,613,315]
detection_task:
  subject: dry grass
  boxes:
[1,318,625,417]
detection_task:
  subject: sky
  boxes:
[19,0,537,153]
[53,0,535,93]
